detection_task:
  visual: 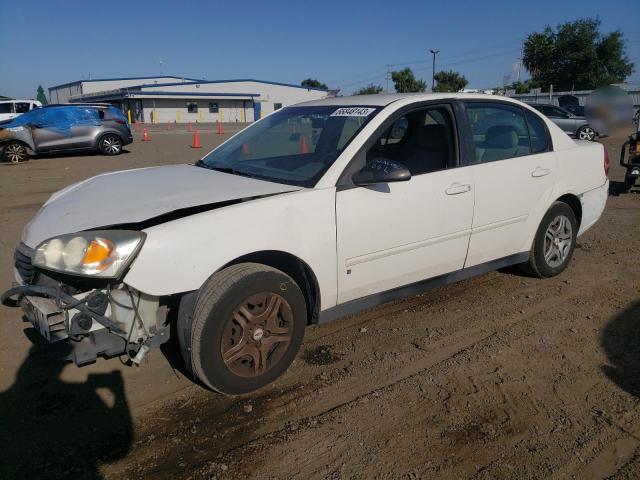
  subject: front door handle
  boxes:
[531,167,551,177]
[445,183,471,195]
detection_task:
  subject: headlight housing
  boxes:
[33,230,145,278]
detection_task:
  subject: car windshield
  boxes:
[197,105,381,187]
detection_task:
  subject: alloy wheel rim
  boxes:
[103,136,121,154]
[544,214,573,268]
[221,292,293,378]
[579,127,594,140]
[6,144,26,163]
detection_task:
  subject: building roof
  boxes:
[49,75,204,90]
[50,76,329,93]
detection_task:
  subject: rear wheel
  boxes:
[3,142,28,163]
[182,263,307,394]
[577,125,596,141]
[98,134,122,155]
[521,202,577,278]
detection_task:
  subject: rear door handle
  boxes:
[531,167,551,177]
[445,183,471,195]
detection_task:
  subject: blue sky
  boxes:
[1,0,638,99]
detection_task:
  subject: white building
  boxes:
[48,75,331,123]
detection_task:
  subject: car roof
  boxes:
[295,92,518,107]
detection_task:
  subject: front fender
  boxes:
[123,188,338,310]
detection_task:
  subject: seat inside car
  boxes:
[399,123,449,174]
[479,125,530,162]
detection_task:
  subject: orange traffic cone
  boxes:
[300,134,309,154]
[142,127,150,142]
[216,121,224,135]
[241,143,250,154]
[191,128,202,148]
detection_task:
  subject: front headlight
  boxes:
[33,230,145,278]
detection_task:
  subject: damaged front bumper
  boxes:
[1,282,170,366]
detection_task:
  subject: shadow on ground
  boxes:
[601,300,640,398]
[0,329,133,479]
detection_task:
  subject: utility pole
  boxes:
[430,49,439,92]
[516,41,524,82]
[386,64,391,93]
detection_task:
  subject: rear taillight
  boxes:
[604,147,610,177]
[114,119,126,125]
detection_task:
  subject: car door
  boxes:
[30,108,79,152]
[463,101,556,267]
[70,107,102,148]
[335,104,474,303]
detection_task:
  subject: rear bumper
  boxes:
[578,179,609,236]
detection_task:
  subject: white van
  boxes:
[0,99,42,121]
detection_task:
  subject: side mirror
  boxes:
[352,158,411,186]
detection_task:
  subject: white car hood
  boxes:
[22,164,301,247]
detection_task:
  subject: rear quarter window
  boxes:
[525,110,550,153]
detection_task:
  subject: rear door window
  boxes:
[0,103,12,114]
[464,102,532,162]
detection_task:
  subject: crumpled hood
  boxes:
[22,164,301,247]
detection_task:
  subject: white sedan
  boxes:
[1,93,609,394]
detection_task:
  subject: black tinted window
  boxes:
[0,103,11,113]
[525,111,550,153]
[464,102,531,162]
[15,102,30,113]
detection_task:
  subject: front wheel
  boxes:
[577,125,596,141]
[98,134,123,155]
[521,202,578,278]
[182,263,307,395]
[2,142,29,163]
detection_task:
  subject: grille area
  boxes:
[14,243,35,284]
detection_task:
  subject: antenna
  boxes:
[159,58,164,76]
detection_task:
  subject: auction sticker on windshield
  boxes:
[330,107,376,117]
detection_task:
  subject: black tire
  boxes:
[181,263,307,394]
[521,201,578,278]
[98,134,123,155]
[576,125,596,141]
[2,141,29,164]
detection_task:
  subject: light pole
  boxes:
[430,49,439,92]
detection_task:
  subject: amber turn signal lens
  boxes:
[82,238,115,270]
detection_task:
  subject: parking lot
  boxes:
[0,125,639,479]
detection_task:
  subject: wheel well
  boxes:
[223,251,320,325]
[556,194,582,227]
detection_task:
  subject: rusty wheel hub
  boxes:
[221,292,293,377]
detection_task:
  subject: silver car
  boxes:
[530,104,596,141]
[0,104,133,163]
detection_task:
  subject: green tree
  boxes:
[391,68,427,93]
[433,70,468,92]
[36,85,48,105]
[301,78,328,90]
[353,83,383,95]
[523,17,634,91]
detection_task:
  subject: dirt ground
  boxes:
[0,124,638,480]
